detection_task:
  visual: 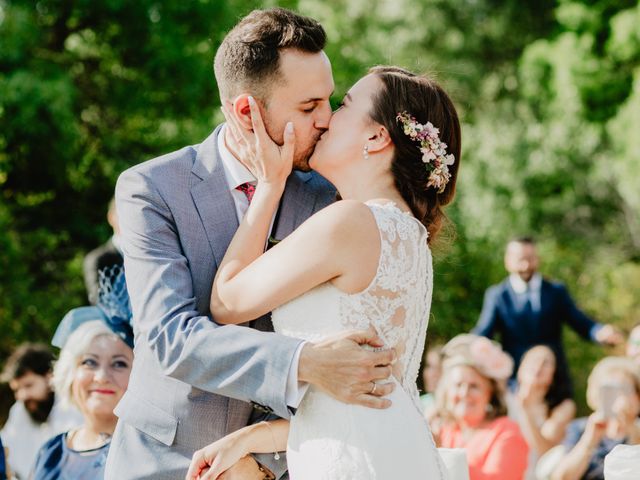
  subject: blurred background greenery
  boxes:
[1,0,639,413]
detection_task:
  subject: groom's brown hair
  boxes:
[214,7,326,103]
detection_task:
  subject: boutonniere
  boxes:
[267,236,281,250]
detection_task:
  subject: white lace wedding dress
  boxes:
[272,202,449,480]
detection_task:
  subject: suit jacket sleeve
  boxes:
[473,286,500,338]
[116,167,302,419]
[557,284,599,340]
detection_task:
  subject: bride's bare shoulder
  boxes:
[299,200,380,289]
[288,200,379,252]
[309,199,378,237]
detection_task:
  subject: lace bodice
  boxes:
[272,201,433,410]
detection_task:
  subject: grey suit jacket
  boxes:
[105,126,335,479]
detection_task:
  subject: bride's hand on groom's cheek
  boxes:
[298,326,397,409]
[222,97,294,187]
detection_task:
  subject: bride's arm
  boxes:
[213,97,295,295]
[210,98,294,322]
[186,419,289,480]
[212,197,379,324]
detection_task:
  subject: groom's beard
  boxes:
[262,118,321,172]
[294,146,316,172]
[24,390,55,424]
[292,133,323,172]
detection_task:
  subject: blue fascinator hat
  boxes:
[52,265,134,349]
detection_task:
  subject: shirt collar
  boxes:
[217,125,256,190]
[509,272,542,294]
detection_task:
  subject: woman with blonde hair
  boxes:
[552,357,640,480]
[31,268,134,480]
[433,334,529,480]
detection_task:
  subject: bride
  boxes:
[187,66,461,480]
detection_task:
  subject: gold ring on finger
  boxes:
[369,382,377,395]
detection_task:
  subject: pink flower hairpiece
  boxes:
[396,111,455,193]
[468,337,514,381]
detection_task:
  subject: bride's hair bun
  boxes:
[367,66,461,244]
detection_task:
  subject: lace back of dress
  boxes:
[340,204,433,411]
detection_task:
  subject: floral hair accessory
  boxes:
[396,111,455,193]
[468,337,514,381]
[442,334,514,381]
[51,265,134,349]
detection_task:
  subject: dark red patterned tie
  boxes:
[236,182,256,203]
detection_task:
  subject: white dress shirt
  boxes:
[217,126,307,409]
[509,272,542,313]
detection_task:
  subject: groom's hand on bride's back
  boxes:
[298,326,396,409]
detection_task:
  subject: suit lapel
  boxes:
[190,126,239,268]
[190,130,318,264]
[272,171,315,240]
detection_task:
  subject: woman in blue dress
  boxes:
[31,267,133,480]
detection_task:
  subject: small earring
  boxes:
[363,145,369,160]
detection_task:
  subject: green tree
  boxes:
[0,0,263,357]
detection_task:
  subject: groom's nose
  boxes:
[313,102,332,131]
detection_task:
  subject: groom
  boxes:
[105,8,395,480]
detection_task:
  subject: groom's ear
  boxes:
[231,94,254,131]
[366,125,392,154]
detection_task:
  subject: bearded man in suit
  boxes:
[473,236,623,400]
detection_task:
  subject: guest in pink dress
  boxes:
[431,334,529,480]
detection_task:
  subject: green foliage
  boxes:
[452,0,640,412]
[0,0,243,359]
[1,0,638,413]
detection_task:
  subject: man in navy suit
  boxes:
[473,237,623,399]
